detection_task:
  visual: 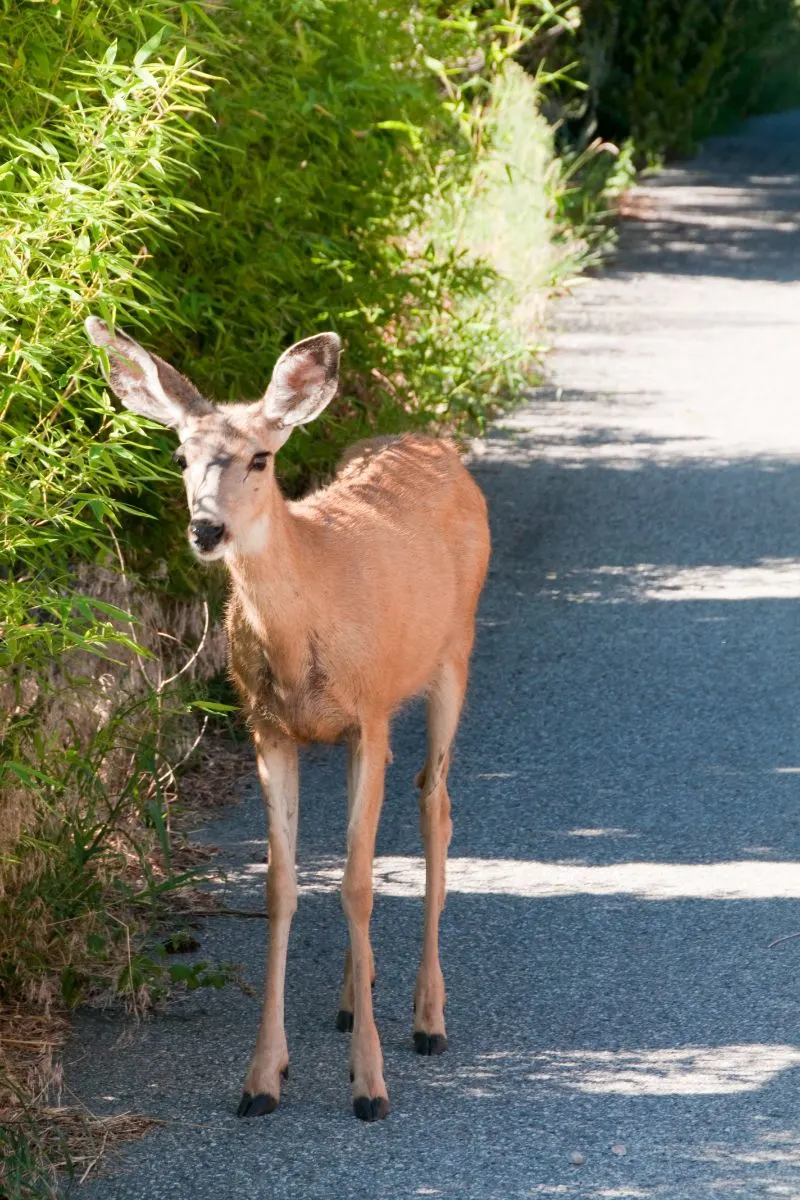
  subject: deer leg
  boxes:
[337,737,375,1031]
[237,724,298,1118]
[414,658,467,1056]
[341,719,390,1121]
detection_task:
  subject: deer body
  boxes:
[85,318,490,1122]
[227,435,488,744]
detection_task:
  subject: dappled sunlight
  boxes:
[567,827,641,839]
[698,1127,800,1166]
[479,392,714,469]
[424,1044,800,1100]
[212,855,800,901]
[588,1191,652,1199]
[531,1045,800,1096]
[638,182,800,230]
[541,558,800,603]
[479,369,800,470]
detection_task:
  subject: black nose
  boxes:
[190,519,225,552]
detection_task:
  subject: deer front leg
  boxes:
[237,724,298,1118]
[337,736,375,1031]
[341,720,390,1121]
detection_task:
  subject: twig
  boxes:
[108,521,212,819]
[106,524,155,691]
[150,713,210,800]
[168,714,210,775]
[194,907,267,919]
[159,599,210,691]
[768,931,800,949]
[107,915,140,1022]
[79,1127,110,1184]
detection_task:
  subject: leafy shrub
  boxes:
[521,0,800,162]
[594,0,800,158]
[1,0,586,1013]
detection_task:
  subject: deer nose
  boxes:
[190,519,225,552]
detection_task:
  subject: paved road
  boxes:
[66,111,800,1198]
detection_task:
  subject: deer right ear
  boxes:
[85,317,213,429]
[263,333,341,430]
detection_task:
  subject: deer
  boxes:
[85,317,491,1122]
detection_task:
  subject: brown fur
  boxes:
[226,433,489,1121]
[227,434,488,744]
[83,319,491,1123]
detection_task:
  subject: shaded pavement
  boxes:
[65,110,800,1198]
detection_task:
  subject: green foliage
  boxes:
[0,690,222,1006]
[0,1119,61,1200]
[0,0,590,1041]
[520,0,800,162]
[139,1,562,488]
[0,5,211,686]
[590,0,800,159]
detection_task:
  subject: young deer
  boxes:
[85,318,490,1122]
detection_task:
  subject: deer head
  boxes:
[85,318,340,561]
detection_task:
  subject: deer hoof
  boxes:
[353,1095,389,1122]
[413,1032,448,1057]
[236,1091,279,1118]
[336,1009,354,1032]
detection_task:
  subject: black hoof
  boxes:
[353,1095,390,1122]
[336,1009,354,1033]
[413,1031,448,1057]
[236,1091,279,1118]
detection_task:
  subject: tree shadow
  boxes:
[605,111,800,283]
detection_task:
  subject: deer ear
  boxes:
[263,333,341,429]
[85,317,213,429]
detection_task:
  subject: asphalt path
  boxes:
[66,111,800,1198]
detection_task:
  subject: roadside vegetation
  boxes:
[2,0,799,1193]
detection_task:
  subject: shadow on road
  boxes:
[609,111,800,283]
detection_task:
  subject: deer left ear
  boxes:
[85,317,213,429]
[263,333,341,429]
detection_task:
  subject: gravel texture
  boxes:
[64,111,800,1199]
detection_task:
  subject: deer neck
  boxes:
[226,483,315,663]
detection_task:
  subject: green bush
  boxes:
[1,0,585,1010]
[594,0,800,158]
[521,0,800,162]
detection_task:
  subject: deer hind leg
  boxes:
[341,719,390,1121]
[237,724,298,1118]
[337,736,376,1032]
[336,946,376,1033]
[414,656,467,1056]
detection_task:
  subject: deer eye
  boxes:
[249,451,271,472]
[174,450,188,471]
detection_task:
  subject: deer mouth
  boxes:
[188,519,229,560]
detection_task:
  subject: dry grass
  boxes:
[0,1007,160,1195]
[0,715,258,1195]
[174,729,254,824]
